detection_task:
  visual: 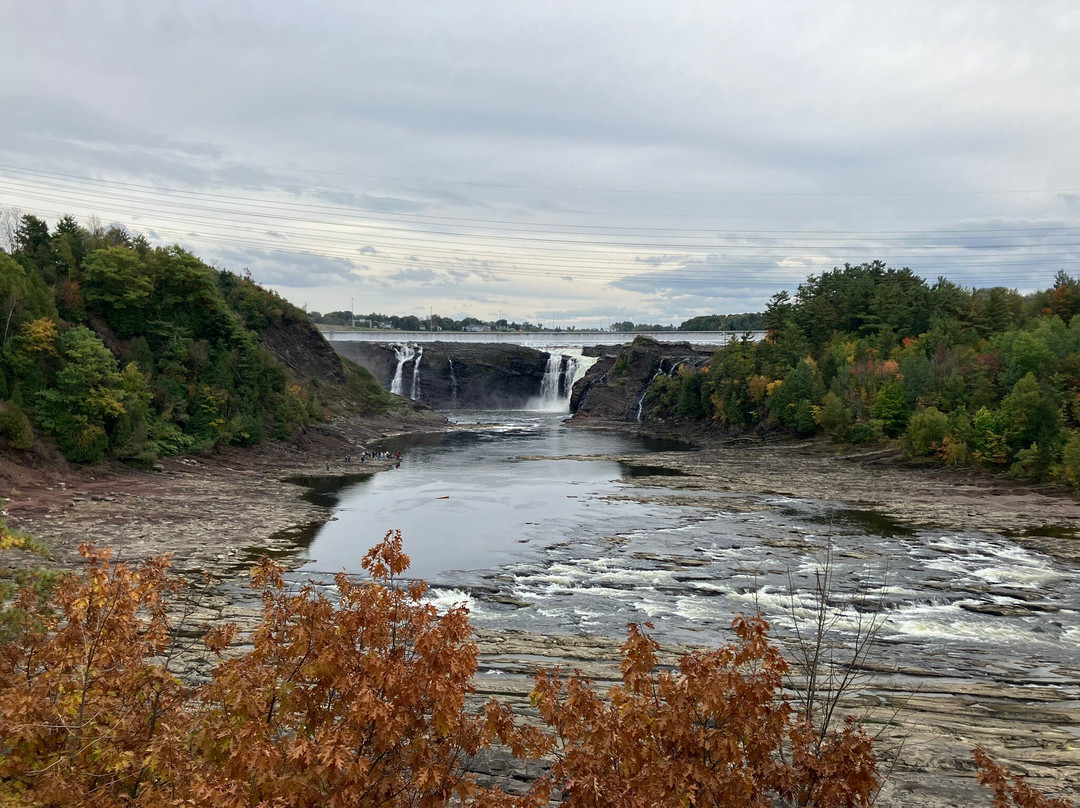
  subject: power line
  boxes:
[5,178,1080,258]
[4,170,1077,292]
[0,142,1075,197]
[13,199,1074,290]
[12,190,1080,281]
[3,163,1079,231]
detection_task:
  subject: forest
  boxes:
[641,261,1080,487]
[0,214,390,466]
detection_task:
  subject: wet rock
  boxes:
[959,601,1060,617]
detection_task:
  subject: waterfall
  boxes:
[537,352,563,407]
[448,358,459,408]
[635,362,667,422]
[410,346,424,401]
[530,350,597,412]
[390,343,416,397]
[565,354,591,393]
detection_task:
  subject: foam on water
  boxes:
[425,587,479,615]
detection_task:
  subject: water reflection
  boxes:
[297,412,690,580]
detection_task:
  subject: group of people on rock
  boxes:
[346,450,402,463]
[327,450,403,472]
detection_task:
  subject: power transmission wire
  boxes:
[3,163,1078,230]
[5,177,1079,258]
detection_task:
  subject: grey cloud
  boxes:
[1,2,1077,323]
[384,267,440,284]
[210,246,360,288]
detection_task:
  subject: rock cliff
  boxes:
[259,320,347,384]
[328,341,552,409]
[571,336,713,420]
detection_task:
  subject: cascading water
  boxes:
[537,353,563,405]
[390,343,416,397]
[635,362,667,422]
[565,353,592,394]
[448,358,459,408]
[531,350,596,412]
[410,346,423,401]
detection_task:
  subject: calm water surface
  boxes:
[297,411,689,580]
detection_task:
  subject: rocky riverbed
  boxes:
[2,420,1078,806]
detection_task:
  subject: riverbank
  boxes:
[1,408,449,576]
[2,416,1078,805]
[562,421,1080,805]
[575,421,1080,560]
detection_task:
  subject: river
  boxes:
[292,410,1080,695]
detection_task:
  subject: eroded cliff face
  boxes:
[259,320,347,384]
[571,336,712,421]
[327,341,552,409]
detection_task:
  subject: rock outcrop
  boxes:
[259,320,347,384]
[571,336,712,420]
[328,341,552,409]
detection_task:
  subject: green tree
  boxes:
[977,287,1017,336]
[82,247,154,337]
[814,391,854,439]
[34,327,126,463]
[899,352,933,405]
[676,370,709,419]
[768,360,819,434]
[905,407,949,457]
[996,331,1055,389]
[871,380,909,438]
[971,406,1012,466]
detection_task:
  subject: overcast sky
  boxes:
[1,1,1078,326]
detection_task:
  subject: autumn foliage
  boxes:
[0,533,1073,807]
[534,619,877,807]
[973,748,1076,808]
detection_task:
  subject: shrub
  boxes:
[0,400,33,450]
[2,535,1072,808]
[906,407,949,457]
[847,420,881,444]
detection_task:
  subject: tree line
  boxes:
[640,261,1080,486]
[311,310,767,332]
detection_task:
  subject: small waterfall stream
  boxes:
[635,362,668,422]
[410,347,424,401]
[448,358,459,408]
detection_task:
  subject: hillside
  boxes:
[588,261,1080,489]
[0,214,394,469]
